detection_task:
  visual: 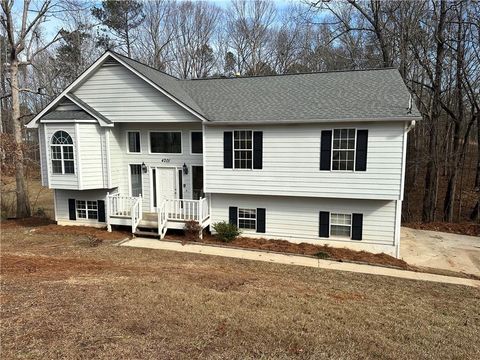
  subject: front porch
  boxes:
[106,193,210,238]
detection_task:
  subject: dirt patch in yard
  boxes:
[1,253,115,279]
[1,218,130,241]
[404,221,480,236]
[166,233,410,270]
[1,216,54,228]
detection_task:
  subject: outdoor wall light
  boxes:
[183,163,189,175]
[141,162,148,173]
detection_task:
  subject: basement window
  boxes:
[76,200,98,220]
[330,213,352,238]
[238,208,256,230]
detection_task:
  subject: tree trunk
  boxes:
[422,0,447,223]
[443,120,461,221]
[443,3,465,222]
[10,60,31,218]
[472,112,480,222]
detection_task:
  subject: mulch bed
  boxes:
[167,233,410,270]
[404,222,480,237]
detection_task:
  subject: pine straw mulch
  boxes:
[404,222,480,237]
[167,233,410,270]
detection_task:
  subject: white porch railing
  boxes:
[164,198,209,222]
[107,193,210,236]
[131,197,143,233]
[107,193,140,217]
[157,200,168,239]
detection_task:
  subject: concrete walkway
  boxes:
[401,227,480,277]
[120,238,480,288]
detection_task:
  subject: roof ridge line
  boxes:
[185,67,399,81]
[108,50,180,81]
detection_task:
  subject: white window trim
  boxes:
[128,163,144,197]
[329,212,353,239]
[50,130,75,175]
[148,130,183,155]
[126,130,142,154]
[233,130,253,170]
[190,130,203,155]
[76,200,98,220]
[330,127,357,172]
[237,207,257,230]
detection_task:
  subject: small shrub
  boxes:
[314,251,330,259]
[184,220,202,241]
[212,221,240,242]
[34,207,47,217]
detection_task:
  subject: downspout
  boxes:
[395,119,416,258]
[406,120,416,133]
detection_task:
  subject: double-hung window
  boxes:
[330,213,352,238]
[127,131,141,153]
[150,132,181,153]
[51,131,75,174]
[234,130,253,169]
[130,164,142,197]
[332,129,355,171]
[191,131,203,154]
[238,208,256,230]
[76,200,98,220]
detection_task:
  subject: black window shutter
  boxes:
[224,132,233,169]
[319,211,330,237]
[352,213,363,240]
[229,206,238,226]
[68,199,76,220]
[98,200,106,222]
[355,130,368,171]
[253,131,263,169]
[320,130,332,170]
[256,208,266,233]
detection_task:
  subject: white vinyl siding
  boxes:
[204,122,406,200]
[54,189,108,223]
[45,123,79,189]
[210,194,397,255]
[43,123,109,190]
[38,124,48,186]
[73,62,200,123]
[109,126,124,188]
[78,123,109,189]
[112,122,203,212]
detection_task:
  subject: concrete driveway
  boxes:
[401,227,480,277]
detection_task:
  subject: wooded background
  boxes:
[1,0,479,224]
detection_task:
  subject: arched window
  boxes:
[51,131,74,174]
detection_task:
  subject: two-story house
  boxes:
[27,51,421,257]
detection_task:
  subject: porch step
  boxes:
[138,219,159,228]
[134,229,159,238]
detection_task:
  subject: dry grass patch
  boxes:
[1,222,480,359]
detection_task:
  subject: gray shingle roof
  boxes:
[112,52,420,123]
[181,69,420,123]
[66,93,112,124]
[43,109,95,120]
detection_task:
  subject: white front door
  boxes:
[156,167,177,205]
